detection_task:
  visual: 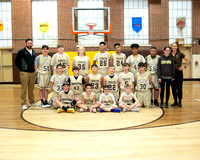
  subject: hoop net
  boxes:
[86,23,97,35]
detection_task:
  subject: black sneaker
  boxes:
[165,103,168,108]
[159,104,164,108]
[178,103,182,107]
[171,102,178,106]
[154,100,159,107]
[151,100,153,105]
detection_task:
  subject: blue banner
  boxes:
[132,17,142,33]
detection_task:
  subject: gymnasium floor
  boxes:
[0,81,199,159]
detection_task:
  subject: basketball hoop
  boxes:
[86,23,97,35]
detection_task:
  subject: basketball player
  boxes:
[145,46,160,106]
[119,63,135,93]
[50,64,67,108]
[76,83,101,113]
[99,85,120,112]
[118,84,140,112]
[93,41,110,76]
[85,64,104,101]
[34,45,52,107]
[134,62,151,108]
[104,65,119,102]
[54,82,77,113]
[72,47,90,78]
[110,43,126,76]
[68,66,85,101]
[51,44,70,79]
[126,43,145,74]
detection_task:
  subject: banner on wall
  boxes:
[176,17,186,30]
[39,22,49,34]
[0,21,3,32]
[132,17,142,33]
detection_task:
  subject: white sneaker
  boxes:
[131,108,140,112]
[22,105,28,110]
[90,108,96,113]
[122,108,127,112]
[29,103,40,107]
[80,108,84,112]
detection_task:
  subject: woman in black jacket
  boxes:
[157,46,175,108]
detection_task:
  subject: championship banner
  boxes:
[132,17,142,33]
[176,17,186,30]
[39,22,49,34]
[0,21,3,32]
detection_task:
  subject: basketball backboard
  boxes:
[71,7,111,35]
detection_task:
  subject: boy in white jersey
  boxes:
[93,42,110,76]
[34,45,52,107]
[119,63,135,93]
[99,85,120,112]
[54,82,77,113]
[104,65,119,102]
[72,47,90,78]
[51,45,70,79]
[50,64,67,108]
[126,43,145,74]
[68,66,85,101]
[119,84,140,112]
[110,43,126,76]
[145,47,160,106]
[76,83,101,113]
[134,62,151,108]
[85,64,104,101]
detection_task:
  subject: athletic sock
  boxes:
[62,106,69,111]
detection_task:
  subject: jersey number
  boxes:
[140,84,146,90]
[108,84,116,91]
[78,64,86,70]
[116,60,123,66]
[91,83,99,89]
[58,63,66,68]
[149,66,156,72]
[99,60,107,67]
[43,66,50,71]
[74,86,80,90]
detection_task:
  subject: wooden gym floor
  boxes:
[0,81,199,159]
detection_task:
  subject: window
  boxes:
[32,0,58,47]
[0,1,12,47]
[77,0,104,46]
[124,0,149,45]
[169,0,192,44]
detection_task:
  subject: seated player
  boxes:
[54,82,77,113]
[118,84,140,112]
[135,62,152,108]
[76,83,101,113]
[99,85,120,113]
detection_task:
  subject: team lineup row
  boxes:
[15,39,190,111]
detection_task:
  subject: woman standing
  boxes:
[170,42,190,107]
[72,47,90,78]
[157,46,175,108]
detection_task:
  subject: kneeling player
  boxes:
[54,82,77,113]
[76,83,101,113]
[119,84,140,112]
[99,85,120,112]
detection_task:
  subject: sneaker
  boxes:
[159,104,164,108]
[154,100,159,106]
[113,108,121,113]
[67,108,75,113]
[178,103,182,107]
[29,103,40,107]
[171,101,178,106]
[165,103,168,108]
[43,101,51,108]
[122,108,127,112]
[48,99,53,106]
[90,108,96,113]
[80,108,85,112]
[99,108,105,113]
[57,108,66,113]
[131,108,140,112]
[22,105,28,110]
